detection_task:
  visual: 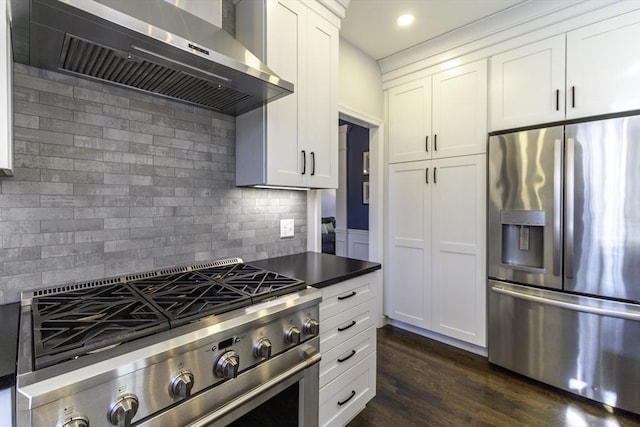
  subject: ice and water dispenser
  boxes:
[500,210,545,270]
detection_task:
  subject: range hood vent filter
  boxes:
[60,35,251,111]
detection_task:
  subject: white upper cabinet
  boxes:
[387,58,487,163]
[490,10,640,131]
[490,35,566,131]
[432,59,487,159]
[1,0,13,176]
[387,78,432,163]
[304,10,339,188]
[566,10,640,120]
[235,0,339,188]
[264,0,304,186]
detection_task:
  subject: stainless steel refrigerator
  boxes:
[488,113,640,414]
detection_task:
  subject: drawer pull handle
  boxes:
[337,390,356,406]
[337,291,356,301]
[337,349,356,363]
[337,320,356,332]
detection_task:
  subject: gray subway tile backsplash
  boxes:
[0,65,307,303]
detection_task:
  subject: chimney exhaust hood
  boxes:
[10,0,294,116]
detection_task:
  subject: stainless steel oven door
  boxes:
[140,338,320,427]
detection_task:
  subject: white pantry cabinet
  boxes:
[235,0,339,188]
[385,161,431,329]
[387,59,487,163]
[318,273,377,427]
[386,155,486,347]
[0,0,13,176]
[387,77,432,163]
[490,10,640,131]
[430,155,486,345]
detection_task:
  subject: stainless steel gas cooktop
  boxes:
[16,258,321,427]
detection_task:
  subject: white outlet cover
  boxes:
[280,219,294,238]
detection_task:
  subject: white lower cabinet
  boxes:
[319,352,376,427]
[318,273,378,426]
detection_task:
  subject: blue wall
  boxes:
[340,120,369,230]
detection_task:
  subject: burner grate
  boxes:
[29,261,306,369]
[128,272,252,326]
[222,271,307,303]
[32,283,169,369]
[193,263,264,282]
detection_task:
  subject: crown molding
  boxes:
[379,0,628,79]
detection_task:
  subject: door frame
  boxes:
[307,107,384,325]
[308,109,383,262]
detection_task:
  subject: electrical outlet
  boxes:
[280,219,294,238]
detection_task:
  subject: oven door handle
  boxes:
[186,347,321,427]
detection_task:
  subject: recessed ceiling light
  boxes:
[397,14,414,27]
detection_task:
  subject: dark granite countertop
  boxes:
[0,302,20,390]
[248,251,381,289]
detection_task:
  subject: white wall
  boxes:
[321,189,336,218]
[339,38,383,124]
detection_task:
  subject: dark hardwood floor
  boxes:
[347,325,640,427]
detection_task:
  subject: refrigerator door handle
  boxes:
[565,137,575,278]
[553,138,562,276]
[491,285,640,322]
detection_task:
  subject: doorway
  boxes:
[321,120,370,260]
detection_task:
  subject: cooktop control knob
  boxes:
[170,370,195,399]
[285,326,301,344]
[215,350,240,379]
[61,415,89,427]
[108,393,139,427]
[254,337,272,359]
[303,318,319,336]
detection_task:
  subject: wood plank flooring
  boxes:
[347,325,640,427]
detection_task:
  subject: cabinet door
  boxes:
[386,161,431,329]
[431,155,486,346]
[305,9,339,188]
[566,10,640,119]
[0,0,12,174]
[432,59,487,158]
[490,35,566,131]
[264,0,305,186]
[387,78,432,163]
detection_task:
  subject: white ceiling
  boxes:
[340,0,530,60]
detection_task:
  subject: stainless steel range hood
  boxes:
[10,0,293,116]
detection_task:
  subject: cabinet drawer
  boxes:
[320,301,374,353]
[320,273,376,320]
[320,327,375,388]
[319,352,376,427]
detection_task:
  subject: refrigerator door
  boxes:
[488,126,563,289]
[565,115,640,301]
[489,280,640,415]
